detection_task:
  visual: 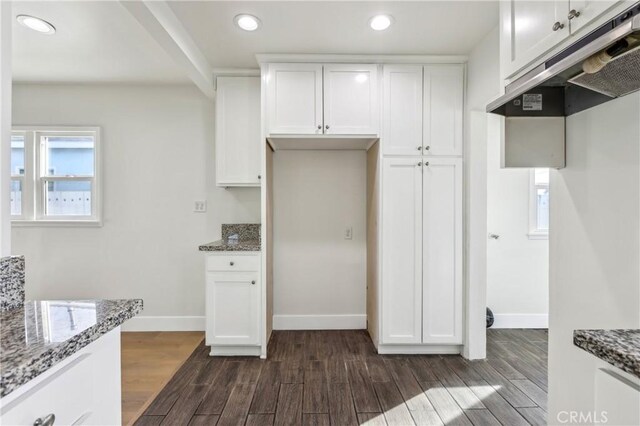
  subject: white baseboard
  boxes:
[377,344,462,355]
[491,313,548,329]
[273,314,366,330]
[121,316,205,332]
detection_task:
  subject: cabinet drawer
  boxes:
[1,354,94,425]
[207,254,260,272]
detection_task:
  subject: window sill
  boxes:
[527,232,548,240]
[11,220,102,228]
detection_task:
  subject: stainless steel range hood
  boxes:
[488,3,640,117]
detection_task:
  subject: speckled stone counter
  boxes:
[199,223,261,252]
[0,299,143,398]
[0,256,25,312]
[574,329,640,378]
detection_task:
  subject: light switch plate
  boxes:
[345,227,353,240]
[194,200,207,213]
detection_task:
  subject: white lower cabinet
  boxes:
[381,157,463,347]
[0,328,121,425]
[206,252,262,356]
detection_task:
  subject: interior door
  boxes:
[207,273,260,345]
[267,63,323,135]
[381,157,423,344]
[423,65,464,156]
[422,157,463,344]
[382,65,423,156]
[323,64,379,135]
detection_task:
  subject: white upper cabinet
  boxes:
[567,0,620,33]
[422,158,463,344]
[381,157,423,344]
[501,0,623,80]
[502,0,570,79]
[423,65,464,156]
[267,63,323,135]
[216,76,261,187]
[266,63,379,137]
[323,64,379,135]
[382,65,423,156]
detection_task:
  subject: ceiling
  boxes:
[169,1,499,68]
[12,1,499,83]
[12,1,188,83]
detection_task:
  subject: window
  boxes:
[10,127,101,226]
[529,168,549,239]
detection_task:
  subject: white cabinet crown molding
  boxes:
[256,53,468,65]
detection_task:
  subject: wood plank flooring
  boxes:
[121,331,205,425]
[134,329,548,425]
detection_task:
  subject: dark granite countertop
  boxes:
[199,238,261,252]
[0,299,143,398]
[199,223,261,252]
[574,329,640,378]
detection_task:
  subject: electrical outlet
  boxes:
[194,200,207,213]
[345,227,353,240]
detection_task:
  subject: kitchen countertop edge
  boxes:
[199,239,261,252]
[573,329,640,379]
[0,298,143,398]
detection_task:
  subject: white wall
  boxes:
[272,150,366,329]
[464,26,501,358]
[486,115,549,328]
[548,93,640,422]
[12,83,260,330]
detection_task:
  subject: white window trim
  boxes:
[11,126,102,227]
[528,169,549,240]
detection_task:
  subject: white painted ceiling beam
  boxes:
[121,1,215,99]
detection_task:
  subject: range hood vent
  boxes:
[488,3,640,117]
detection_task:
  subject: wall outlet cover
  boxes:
[194,200,207,212]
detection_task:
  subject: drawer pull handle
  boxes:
[229,261,234,266]
[34,414,55,426]
[251,280,256,285]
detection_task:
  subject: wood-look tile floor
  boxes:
[122,331,205,425]
[134,329,548,426]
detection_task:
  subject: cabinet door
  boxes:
[216,77,261,186]
[423,65,464,156]
[382,65,423,156]
[206,272,260,345]
[568,0,620,33]
[381,157,423,344]
[422,158,463,344]
[502,0,570,78]
[267,64,323,135]
[323,64,379,135]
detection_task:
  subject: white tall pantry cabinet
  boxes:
[257,58,465,356]
[379,63,464,352]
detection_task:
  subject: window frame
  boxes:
[11,126,102,227]
[528,168,549,240]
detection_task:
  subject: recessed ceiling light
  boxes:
[16,15,56,35]
[369,15,393,31]
[234,14,261,32]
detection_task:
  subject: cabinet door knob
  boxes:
[418,162,422,166]
[34,414,55,426]
[317,125,322,130]
[229,261,234,266]
[325,125,330,130]
[417,146,422,151]
[251,280,256,285]
[425,161,430,166]
[258,175,261,180]
[552,21,565,31]
[425,145,430,151]
[568,9,580,20]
